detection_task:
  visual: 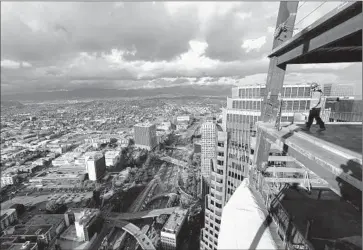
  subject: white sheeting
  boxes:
[218,179,279,250]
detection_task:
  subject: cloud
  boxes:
[1,2,361,97]
[241,36,267,53]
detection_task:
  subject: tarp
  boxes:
[218,179,279,250]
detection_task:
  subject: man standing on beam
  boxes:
[303,82,326,132]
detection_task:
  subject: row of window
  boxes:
[227,114,260,124]
[228,171,243,180]
[238,86,311,98]
[232,100,311,111]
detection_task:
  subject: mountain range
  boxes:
[1,84,236,102]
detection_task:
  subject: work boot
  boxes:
[301,127,310,131]
[317,128,326,132]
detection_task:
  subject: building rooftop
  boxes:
[105,151,120,158]
[72,208,100,226]
[1,209,16,221]
[134,122,155,128]
[1,242,37,250]
[162,207,188,235]
[25,214,64,227]
[8,225,52,236]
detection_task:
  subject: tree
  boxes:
[46,200,58,212]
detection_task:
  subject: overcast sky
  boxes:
[1,2,361,95]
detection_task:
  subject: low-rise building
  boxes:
[1,174,17,187]
[2,224,53,244]
[25,214,66,239]
[64,208,103,242]
[104,151,121,167]
[86,153,105,181]
[160,208,189,250]
[1,209,17,231]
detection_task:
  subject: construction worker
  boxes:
[303,82,326,132]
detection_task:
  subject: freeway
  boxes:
[108,206,177,221]
[104,218,156,250]
[160,156,188,168]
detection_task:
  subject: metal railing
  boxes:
[249,168,315,250]
[328,111,363,122]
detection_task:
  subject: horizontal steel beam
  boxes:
[277,13,362,65]
[270,2,361,57]
[264,177,328,185]
[256,123,362,196]
[265,167,307,173]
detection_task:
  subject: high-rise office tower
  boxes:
[224,83,312,201]
[200,84,312,250]
[133,122,157,151]
[200,126,228,250]
[200,121,217,180]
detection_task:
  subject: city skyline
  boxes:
[1,2,361,96]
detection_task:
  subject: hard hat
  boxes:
[310,82,319,88]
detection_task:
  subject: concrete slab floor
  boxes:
[297,124,362,154]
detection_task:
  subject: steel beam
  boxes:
[270,2,362,57]
[265,167,308,173]
[264,177,328,186]
[277,13,362,65]
[257,122,362,197]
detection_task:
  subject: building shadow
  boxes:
[336,159,362,212]
[248,214,273,250]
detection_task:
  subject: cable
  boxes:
[295,1,327,27]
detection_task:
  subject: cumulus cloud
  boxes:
[1,2,361,96]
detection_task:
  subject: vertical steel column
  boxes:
[254,1,299,172]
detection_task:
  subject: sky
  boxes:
[1,2,361,96]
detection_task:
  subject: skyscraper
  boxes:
[224,83,312,201]
[200,83,313,250]
[200,126,228,250]
[133,122,157,151]
[200,121,217,180]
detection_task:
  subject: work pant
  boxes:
[306,108,325,128]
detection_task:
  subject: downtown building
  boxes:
[200,120,217,180]
[200,83,312,250]
[224,83,312,201]
[133,122,157,151]
[200,125,228,250]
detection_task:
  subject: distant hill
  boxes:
[1,84,235,102]
[1,100,25,108]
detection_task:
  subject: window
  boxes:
[291,87,298,97]
[293,100,299,111]
[299,100,307,111]
[304,87,311,97]
[285,87,292,98]
[287,101,293,111]
[218,152,224,157]
[241,88,246,98]
[298,87,304,97]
